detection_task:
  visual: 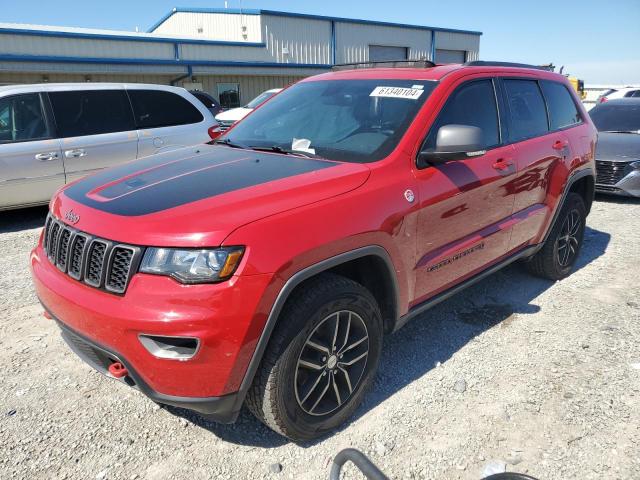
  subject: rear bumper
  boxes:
[54,314,240,422]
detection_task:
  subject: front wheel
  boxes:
[525,192,586,280]
[246,273,383,441]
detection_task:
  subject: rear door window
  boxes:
[540,80,582,130]
[49,90,135,138]
[0,93,50,143]
[128,90,204,128]
[503,79,549,141]
[424,79,500,150]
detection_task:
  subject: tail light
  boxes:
[599,96,608,103]
[208,124,223,141]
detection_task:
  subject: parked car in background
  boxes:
[32,61,597,441]
[214,88,282,131]
[189,90,223,117]
[589,98,640,197]
[597,86,640,104]
[0,83,217,210]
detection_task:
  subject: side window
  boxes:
[49,90,135,138]
[626,90,640,98]
[128,90,204,129]
[424,79,500,151]
[540,80,582,130]
[503,79,549,141]
[0,94,50,143]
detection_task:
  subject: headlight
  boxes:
[140,247,244,284]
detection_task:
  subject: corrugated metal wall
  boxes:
[0,72,176,85]
[196,74,305,104]
[434,31,480,61]
[152,11,263,42]
[262,15,331,64]
[0,13,481,98]
[335,23,431,64]
[0,33,174,59]
[180,44,267,62]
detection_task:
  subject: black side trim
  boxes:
[394,244,539,332]
[394,167,595,331]
[45,305,240,422]
[230,245,399,413]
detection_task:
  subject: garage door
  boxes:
[369,45,409,62]
[435,49,466,64]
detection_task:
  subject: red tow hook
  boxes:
[108,362,128,378]
[43,310,52,319]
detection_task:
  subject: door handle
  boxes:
[65,149,86,158]
[552,140,569,151]
[492,158,514,172]
[35,152,59,161]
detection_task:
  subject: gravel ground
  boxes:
[1,197,639,480]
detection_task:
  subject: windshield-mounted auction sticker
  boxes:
[370,86,424,100]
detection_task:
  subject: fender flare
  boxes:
[231,245,400,413]
[541,167,595,246]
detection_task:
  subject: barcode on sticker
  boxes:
[370,86,424,100]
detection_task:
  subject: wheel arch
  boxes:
[232,246,400,413]
[542,168,595,245]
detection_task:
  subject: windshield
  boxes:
[224,79,436,162]
[246,90,278,109]
[590,103,640,132]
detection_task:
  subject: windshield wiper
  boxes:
[602,130,640,134]
[250,145,323,159]
[213,138,251,149]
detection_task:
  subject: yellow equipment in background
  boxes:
[540,63,587,100]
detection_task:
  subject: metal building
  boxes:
[0,8,481,107]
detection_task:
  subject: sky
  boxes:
[3,0,639,84]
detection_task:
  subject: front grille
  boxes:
[106,247,135,293]
[85,240,107,287]
[42,214,142,295]
[68,234,87,280]
[596,160,628,186]
[56,229,72,271]
[595,185,623,194]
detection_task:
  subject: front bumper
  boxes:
[595,161,640,197]
[54,315,239,421]
[31,239,274,418]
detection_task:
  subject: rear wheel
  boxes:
[246,273,382,441]
[525,192,586,280]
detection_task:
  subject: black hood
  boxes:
[595,132,640,162]
[64,145,338,216]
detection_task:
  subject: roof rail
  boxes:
[463,61,548,71]
[332,59,436,71]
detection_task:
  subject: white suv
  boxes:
[0,83,217,211]
[214,88,282,131]
[597,86,640,103]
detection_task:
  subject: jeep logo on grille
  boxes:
[64,210,80,224]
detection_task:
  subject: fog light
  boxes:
[139,335,199,360]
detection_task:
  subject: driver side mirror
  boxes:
[417,124,486,168]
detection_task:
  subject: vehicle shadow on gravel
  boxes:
[167,225,610,448]
[0,206,48,234]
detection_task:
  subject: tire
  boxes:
[246,273,383,441]
[525,192,586,280]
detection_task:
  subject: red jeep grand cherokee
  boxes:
[31,61,597,441]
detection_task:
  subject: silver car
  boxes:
[0,83,216,210]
